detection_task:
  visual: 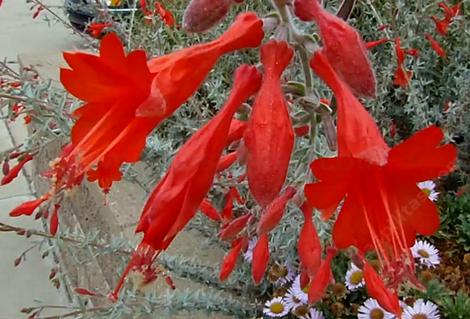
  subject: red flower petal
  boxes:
[257,187,296,234]
[363,262,401,316]
[9,196,49,217]
[244,40,295,207]
[298,201,322,277]
[251,233,270,285]
[308,248,336,304]
[218,213,252,241]
[219,239,244,281]
[199,199,221,221]
[388,125,457,182]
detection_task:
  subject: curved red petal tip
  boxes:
[74,287,99,296]
[363,262,402,316]
[49,205,60,236]
[219,240,243,281]
[251,233,270,285]
[9,196,49,217]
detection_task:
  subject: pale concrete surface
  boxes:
[0,0,83,317]
[0,120,68,318]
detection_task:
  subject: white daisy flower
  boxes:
[283,289,306,311]
[275,262,296,285]
[345,263,365,291]
[289,275,309,304]
[307,308,325,319]
[411,240,440,268]
[418,181,439,202]
[358,298,396,319]
[243,237,257,263]
[403,299,440,319]
[263,296,289,318]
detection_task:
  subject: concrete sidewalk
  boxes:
[0,0,83,317]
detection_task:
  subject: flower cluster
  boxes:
[1,0,460,317]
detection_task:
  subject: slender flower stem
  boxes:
[36,306,107,319]
[0,221,133,255]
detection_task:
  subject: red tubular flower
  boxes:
[393,38,414,87]
[219,238,244,281]
[307,51,457,313]
[199,199,221,221]
[87,22,112,38]
[9,195,49,217]
[252,233,270,285]
[307,247,335,304]
[216,151,238,173]
[244,40,294,207]
[366,38,390,50]
[431,2,461,36]
[1,154,33,185]
[49,204,60,236]
[293,0,376,97]
[425,34,447,58]
[60,13,263,191]
[257,186,296,235]
[111,65,262,299]
[154,2,175,27]
[219,213,252,241]
[221,187,244,221]
[298,201,322,278]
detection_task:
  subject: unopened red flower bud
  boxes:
[34,211,43,220]
[165,276,176,289]
[16,229,26,236]
[21,308,34,314]
[14,257,22,267]
[49,268,57,280]
[2,159,10,175]
[183,0,232,33]
[52,278,61,289]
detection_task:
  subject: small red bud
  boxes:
[2,159,10,175]
[183,0,232,33]
[52,278,61,289]
[16,229,26,236]
[74,287,99,296]
[14,257,22,267]
[34,211,43,220]
[49,268,57,280]
[21,308,34,314]
[165,276,176,289]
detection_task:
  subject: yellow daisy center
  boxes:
[411,315,428,319]
[422,188,432,196]
[418,249,430,258]
[270,302,285,314]
[302,284,310,293]
[370,308,385,319]
[350,270,364,285]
